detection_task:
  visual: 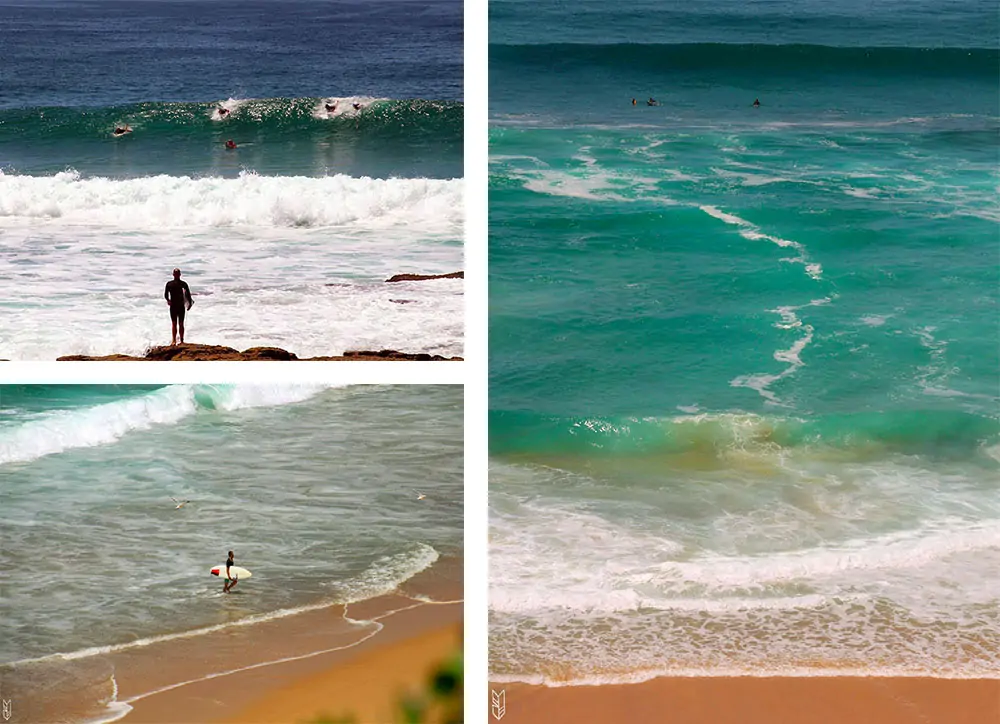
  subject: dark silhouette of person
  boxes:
[224,550,238,593]
[225,139,237,149]
[753,98,761,107]
[164,268,193,345]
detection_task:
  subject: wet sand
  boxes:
[488,677,1000,724]
[120,559,463,723]
[220,622,462,724]
[1,558,462,724]
[123,601,463,723]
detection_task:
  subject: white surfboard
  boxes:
[210,564,252,579]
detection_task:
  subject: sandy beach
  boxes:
[2,557,462,724]
[489,677,1000,724]
[117,560,464,724]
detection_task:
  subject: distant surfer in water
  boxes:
[113,125,131,136]
[224,550,238,593]
[225,139,237,150]
[647,97,658,106]
[164,268,193,345]
[352,102,363,111]
[217,106,230,118]
[325,102,337,113]
[753,98,761,108]
[631,98,636,105]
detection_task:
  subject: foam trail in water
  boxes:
[731,298,831,405]
[699,205,823,280]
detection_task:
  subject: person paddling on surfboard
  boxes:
[224,550,238,593]
[753,98,761,108]
[225,139,237,150]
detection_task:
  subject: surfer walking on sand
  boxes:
[224,550,238,593]
[164,268,193,345]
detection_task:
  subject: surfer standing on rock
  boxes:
[164,268,193,346]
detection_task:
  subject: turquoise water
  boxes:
[0,385,463,666]
[489,0,1000,683]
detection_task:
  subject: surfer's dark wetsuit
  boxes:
[164,279,192,322]
[224,553,238,593]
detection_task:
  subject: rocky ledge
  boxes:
[385,271,463,283]
[57,344,462,362]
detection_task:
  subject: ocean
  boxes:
[0,0,464,360]
[489,0,1000,684]
[0,384,463,722]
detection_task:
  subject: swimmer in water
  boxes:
[113,125,131,136]
[225,139,237,149]
[647,97,658,106]
[352,102,363,111]
[631,98,636,105]
[217,106,230,117]
[325,103,337,113]
[753,98,761,107]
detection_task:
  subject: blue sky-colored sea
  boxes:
[0,384,463,722]
[0,0,463,359]
[489,0,1000,683]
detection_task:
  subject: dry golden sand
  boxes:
[222,623,461,724]
[487,678,1000,724]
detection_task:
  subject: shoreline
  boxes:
[488,677,1000,724]
[3,557,462,724]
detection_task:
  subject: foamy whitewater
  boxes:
[0,170,464,359]
[489,0,1000,684]
[0,0,463,359]
[0,384,463,720]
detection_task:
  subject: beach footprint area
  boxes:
[0,385,464,724]
[0,0,464,361]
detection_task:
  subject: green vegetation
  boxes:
[307,648,463,724]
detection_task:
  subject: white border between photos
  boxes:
[0,0,489,718]
[464,0,488,714]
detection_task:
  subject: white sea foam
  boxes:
[0,385,331,465]
[311,95,384,119]
[0,175,464,360]
[0,170,463,232]
[730,298,831,405]
[699,205,823,280]
[15,544,439,665]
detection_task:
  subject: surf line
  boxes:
[89,595,463,724]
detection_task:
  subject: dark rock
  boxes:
[385,271,463,283]
[56,344,460,361]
